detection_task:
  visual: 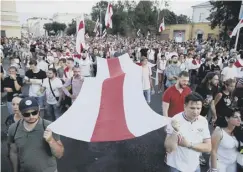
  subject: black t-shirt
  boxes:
[25,69,47,80]
[196,84,218,116]
[3,76,23,102]
[211,64,221,73]
[140,48,149,57]
[30,44,36,53]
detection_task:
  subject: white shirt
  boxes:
[166,112,210,172]
[142,65,152,90]
[42,77,63,105]
[221,66,238,81]
[37,60,48,72]
[79,58,92,77]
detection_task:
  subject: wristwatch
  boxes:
[188,142,193,149]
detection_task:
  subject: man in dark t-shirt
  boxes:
[3,66,23,115]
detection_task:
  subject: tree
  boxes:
[66,19,96,36]
[89,0,192,37]
[208,1,241,41]
[176,14,191,24]
[52,22,66,35]
[43,22,66,36]
[43,23,52,35]
[66,19,76,36]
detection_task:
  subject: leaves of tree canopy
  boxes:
[207,0,242,47]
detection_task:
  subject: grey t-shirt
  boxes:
[8,118,60,172]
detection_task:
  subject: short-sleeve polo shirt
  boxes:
[165,112,211,172]
[8,118,59,172]
[162,85,191,117]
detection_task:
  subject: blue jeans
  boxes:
[34,96,45,109]
[45,103,61,121]
[143,89,151,103]
[169,165,201,172]
[7,101,14,115]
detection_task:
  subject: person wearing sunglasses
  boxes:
[7,97,64,172]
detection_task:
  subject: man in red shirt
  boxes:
[162,71,191,117]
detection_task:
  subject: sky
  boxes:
[15,0,208,24]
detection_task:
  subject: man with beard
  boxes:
[41,68,63,121]
[7,97,64,172]
[162,71,191,117]
[62,66,84,103]
[90,47,100,76]
[164,55,181,89]
[79,50,93,77]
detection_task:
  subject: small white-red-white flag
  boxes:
[102,29,107,38]
[76,14,85,54]
[93,18,100,33]
[137,29,141,37]
[105,2,113,28]
[85,33,89,39]
[159,17,165,32]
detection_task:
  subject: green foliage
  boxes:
[43,22,66,36]
[66,19,96,36]
[207,1,241,41]
[89,0,191,37]
[66,19,76,36]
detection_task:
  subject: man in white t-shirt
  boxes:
[41,68,63,121]
[141,57,153,104]
[221,58,238,81]
[164,92,211,172]
[79,52,93,77]
[25,59,47,109]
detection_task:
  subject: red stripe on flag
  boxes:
[78,21,84,31]
[90,58,135,142]
[107,58,122,77]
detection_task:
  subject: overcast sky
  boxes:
[15,0,207,24]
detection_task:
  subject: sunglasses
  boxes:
[22,110,39,117]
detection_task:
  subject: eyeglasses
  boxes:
[22,110,39,117]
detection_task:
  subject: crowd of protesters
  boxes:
[1,35,243,172]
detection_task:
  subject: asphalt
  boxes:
[1,58,209,172]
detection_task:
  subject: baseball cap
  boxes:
[229,58,235,63]
[19,97,39,114]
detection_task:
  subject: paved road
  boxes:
[1,59,209,172]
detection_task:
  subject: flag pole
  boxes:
[99,2,102,39]
[234,27,240,50]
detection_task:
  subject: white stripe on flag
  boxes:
[48,78,104,142]
[118,55,170,136]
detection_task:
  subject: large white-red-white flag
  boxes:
[76,14,85,54]
[159,17,165,32]
[230,18,243,38]
[105,2,113,29]
[48,54,170,142]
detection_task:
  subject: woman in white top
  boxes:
[210,108,242,172]
[156,54,166,93]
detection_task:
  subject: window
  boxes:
[199,13,204,22]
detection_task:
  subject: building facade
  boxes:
[27,17,53,37]
[53,13,82,26]
[192,2,212,23]
[1,0,21,38]
[160,1,220,41]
